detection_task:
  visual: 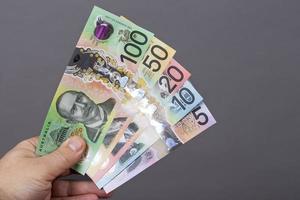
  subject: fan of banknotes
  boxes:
[36,6,216,192]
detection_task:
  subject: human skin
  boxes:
[0,136,111,200]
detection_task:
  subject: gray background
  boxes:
[0,0,299,199]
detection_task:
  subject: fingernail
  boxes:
[68,137,83,152]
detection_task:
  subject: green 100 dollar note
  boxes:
[37,6,154,174]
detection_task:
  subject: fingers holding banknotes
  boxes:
[0,136,111,200]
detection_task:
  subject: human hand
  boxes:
[0,136,111,200]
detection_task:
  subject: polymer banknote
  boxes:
[37,13,154,172]
[36,5,215,186]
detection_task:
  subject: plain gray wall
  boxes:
[0,0,300,199]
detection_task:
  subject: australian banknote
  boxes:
[37,5,214,185]
[37,17,154,173]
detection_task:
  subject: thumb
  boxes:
[38,136,86,179]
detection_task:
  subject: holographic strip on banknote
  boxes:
[103,103,216,192]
